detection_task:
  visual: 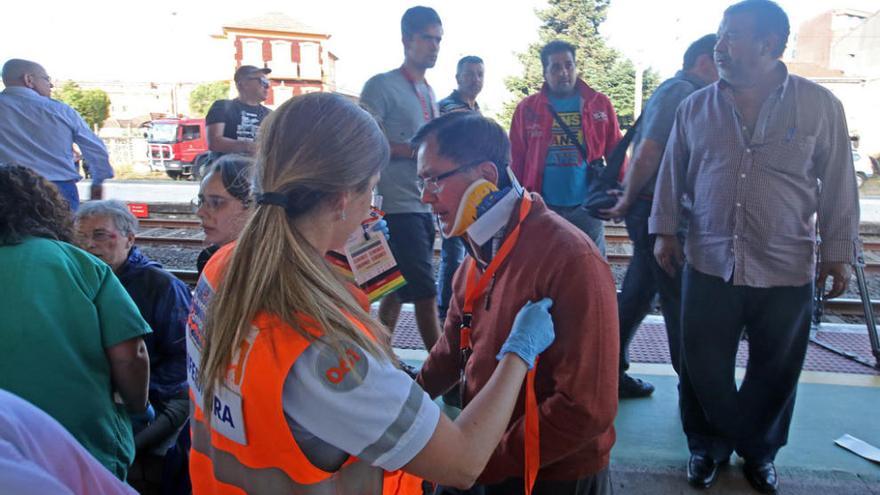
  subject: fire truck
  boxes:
[145,118,210,180]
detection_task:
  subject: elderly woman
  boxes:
[193,154,254,275]
[0,164,151,480]
[75,200,192,453]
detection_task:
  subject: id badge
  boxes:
[344,230,398,286]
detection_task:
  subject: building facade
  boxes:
[217,12,338,108]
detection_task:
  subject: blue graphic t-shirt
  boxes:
[542,95,587,207]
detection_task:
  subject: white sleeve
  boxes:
[283,341,440,472]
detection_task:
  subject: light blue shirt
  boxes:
[0,87,113,184]
[542,94,588,206]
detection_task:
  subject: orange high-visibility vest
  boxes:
[187,243,423,494]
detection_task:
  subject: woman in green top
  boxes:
[0,164,153,479]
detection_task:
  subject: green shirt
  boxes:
[0,237,151,479]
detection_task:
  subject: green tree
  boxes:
[189,81,230,116]
[501,0,659,129]
[53,81,111,130]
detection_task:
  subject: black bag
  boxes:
[548,105,642,218]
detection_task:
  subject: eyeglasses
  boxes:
[417,160,483,195]
[247,77,270,88]
[192,195,250,211]
[76,229,118,243]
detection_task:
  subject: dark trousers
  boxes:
[432,467,612,495]
[680,267,812,463]
[617,198,683,374]
[437,236,466,320]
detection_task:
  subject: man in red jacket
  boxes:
[509,40,623,256]
[415,111,618,495]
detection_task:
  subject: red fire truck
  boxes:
[146,118,210,180]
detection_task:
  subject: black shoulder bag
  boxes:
[548,104,642,218]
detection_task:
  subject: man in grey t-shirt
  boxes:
[360,6,443,351]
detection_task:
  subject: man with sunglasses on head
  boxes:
[205,65,272,161]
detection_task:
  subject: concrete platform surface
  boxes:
[394,309,880,494]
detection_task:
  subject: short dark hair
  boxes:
[683,34,718,70]
[540,40,576,71]
[724,0,790,58]
[456,56,484,75]
[412,112,512,189]
[205,154,254,203]
[401,6,442,38]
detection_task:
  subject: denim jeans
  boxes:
[437,236,466,319]
[52,180,80,211]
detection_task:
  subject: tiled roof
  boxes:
[223,12,329,37]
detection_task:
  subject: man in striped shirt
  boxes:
[650,1,859,492]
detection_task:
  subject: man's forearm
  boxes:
[621,139,664,205]
[76,134,113,183]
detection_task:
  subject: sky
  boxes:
[2,0,877,118]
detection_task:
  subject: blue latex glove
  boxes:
[130,403,156,434]
[496,298,555,369]
[369,218,390,240]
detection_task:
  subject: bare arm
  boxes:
[105,337,150,413]
[404,354,529,489]
[206,123,256,155]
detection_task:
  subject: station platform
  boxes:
[390,311,880,494]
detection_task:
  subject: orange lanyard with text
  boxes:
[458,194,540,495]
[400,66,435,123]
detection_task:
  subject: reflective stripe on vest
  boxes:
[188,242,423,495]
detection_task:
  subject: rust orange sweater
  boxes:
[418,194,620,484]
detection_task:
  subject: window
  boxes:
[241,38,263,67]
[273,86,293,106]
[300,42,321,80]
[270,41,297,78]
[181,125,201,141]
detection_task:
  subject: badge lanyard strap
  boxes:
[458,194,540,495]
[400,66,434,123]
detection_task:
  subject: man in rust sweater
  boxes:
[414,111,619,495]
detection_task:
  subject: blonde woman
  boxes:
[188,92,555,493]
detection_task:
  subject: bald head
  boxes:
[2,59,52,97]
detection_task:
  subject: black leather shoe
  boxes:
[619,373,655,398]
[687,454,723,489]
[743,461,778,493]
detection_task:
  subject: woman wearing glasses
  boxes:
[188,92,555,493]
[193,154,254,275]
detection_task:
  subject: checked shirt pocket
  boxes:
[760,136,816,176]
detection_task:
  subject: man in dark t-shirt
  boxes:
[205,65,272,158]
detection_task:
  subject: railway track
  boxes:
[138,218,201,229]
[135,217,880,272]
